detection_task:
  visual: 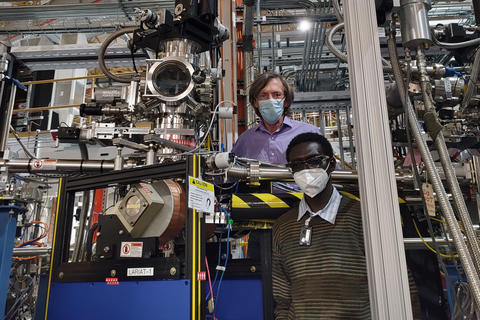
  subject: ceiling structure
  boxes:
[0,0,475,92]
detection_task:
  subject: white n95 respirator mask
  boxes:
[293,167,330,198]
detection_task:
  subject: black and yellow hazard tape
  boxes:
[232,191,361,209]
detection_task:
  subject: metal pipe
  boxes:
[300,24,312,90]
[389,40,480,307]
[243,1,256,129]
[271,26,275,71]
[326,22,347,62]
[226,166,413,182]
[72,191,90,262]
[114,147,124,170]
[333,0,343,22]
[320,111,326,135]
[0,159,115,172]
[416,47,480,275]
[0,85,16,154]
[146,147,156,165]
[336,109,344,167]
[404,237,454,247]
[406,97,480,308]
[313,23,327,91]
[13,247,51,256]
[98,27,138,83]
[346,105,355,169]
[461,48,480,112]
[313,22,324,91]
[20,73,134,86]
[474,156,480,193]
[256,0,262,71]
[307,22,319,91]
[389,22,480,306]
[12,103,80,114]
[474,0,480,26]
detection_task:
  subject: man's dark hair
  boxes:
[248,72,294,117]
[286,132,334,162]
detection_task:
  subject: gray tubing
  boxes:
[432,32,480,49]
[327,22,390,68]
[461,48,480,112]
[416,47,480,274]
[389,32,480,309]
[98,27,138,83]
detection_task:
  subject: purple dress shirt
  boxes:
[231,116,323,164]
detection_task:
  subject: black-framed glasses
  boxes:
[287,154,332,173]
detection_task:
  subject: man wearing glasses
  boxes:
[231,72,322,164]
[272,131,369,319]
[231,72,324,261]
[273,132,420,319]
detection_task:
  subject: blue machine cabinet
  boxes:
[44,159,207,320]
[0,204,24,318]
[47,280,191,319]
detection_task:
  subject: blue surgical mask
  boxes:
[258,99,284,124]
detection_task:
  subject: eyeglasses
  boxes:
[287,154,332,173]
[257,92,285,100]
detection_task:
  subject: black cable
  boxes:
[9,125,35,159]
[130,44,139,74]
[85,222,99,262]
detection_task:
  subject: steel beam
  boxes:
[0,1,174,21]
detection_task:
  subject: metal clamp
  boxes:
[248,161,260,183]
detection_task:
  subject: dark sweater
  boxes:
[272,196,370,320]
[272,195,421,319]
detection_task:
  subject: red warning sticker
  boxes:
[120,241,143,258]
[197,271,206,281]
[106,277,119,285]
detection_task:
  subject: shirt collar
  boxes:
[255,116,293,133]
[297,187,342,224]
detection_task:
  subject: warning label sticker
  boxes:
[120,241,143,258]
[127,267,154,277]
[188,176,214,214]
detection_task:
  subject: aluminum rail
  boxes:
[344,1,413,317]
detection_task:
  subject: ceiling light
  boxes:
[298,20,311,32]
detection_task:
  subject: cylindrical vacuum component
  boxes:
[218,106,236,119]
[80,104,103,116]
[399,0,432,48]
[112,179,186,244]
